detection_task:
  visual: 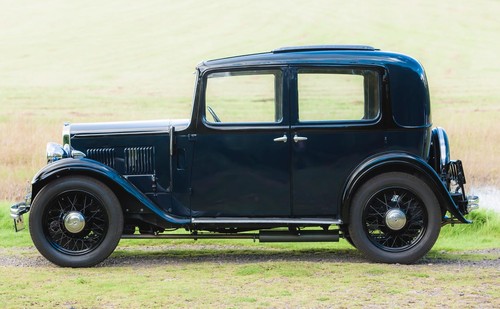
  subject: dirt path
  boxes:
[1,245,498,268]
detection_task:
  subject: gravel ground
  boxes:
[1,245,498,268]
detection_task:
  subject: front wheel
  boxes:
[29,176,123,267]
[348,172,441,264]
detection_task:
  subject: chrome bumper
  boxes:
[467,195,479,213]
[10,202,30,220]
[10,194,31,232]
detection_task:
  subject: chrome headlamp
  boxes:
[46,142,67,163]
[46,142,86,163]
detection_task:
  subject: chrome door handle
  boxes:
[293,134,308,143]
[273,134,288,143]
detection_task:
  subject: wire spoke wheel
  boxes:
[348,172,441,264]
[43,190,109,255]
[363,188,427,252]
[30,176,123,267]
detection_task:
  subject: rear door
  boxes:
[290,67,383,216]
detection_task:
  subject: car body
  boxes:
[11,45,479,267]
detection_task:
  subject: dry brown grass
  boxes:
[1,0,499,200]
[0,86,191,200]
[433,102,500,190]
[1,89,497,201]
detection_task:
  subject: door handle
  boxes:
[293,134,308,143]
[273,134,288,143]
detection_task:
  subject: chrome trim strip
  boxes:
[122,234,258,240]
[191,217,342,225]
[168,126,174,192]
[73,131,171,138]
[62,123,70,146]
[203,123,290,131]
[68,119,190,136]
[123,174,155,178]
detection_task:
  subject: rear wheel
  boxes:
[29,176,123,267]
[348,172,441,264]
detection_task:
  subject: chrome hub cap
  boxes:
[385,209,407,231]
[63,211,86,234]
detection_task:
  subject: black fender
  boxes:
[341,152,470,224]
[31,158,190,225]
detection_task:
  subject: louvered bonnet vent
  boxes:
[86,147,155,175]
[124,147,155,174]
[87,148,116,169]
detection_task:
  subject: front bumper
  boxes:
[10,194,31,232]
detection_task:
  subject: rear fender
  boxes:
[31,158,190,225]
[341,152,470,224]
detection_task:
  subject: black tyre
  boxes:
[29,176,123,267]
[348,172,441,264]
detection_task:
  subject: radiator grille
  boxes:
[124,147,155,174]
[86,148,115,168]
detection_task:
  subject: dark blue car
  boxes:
[11,45,478,267]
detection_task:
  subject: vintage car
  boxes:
[11,45,478,267]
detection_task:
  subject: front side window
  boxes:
[204,70,282,124]
[297,68,380,122]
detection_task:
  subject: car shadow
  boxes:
[5,245,495,268]
[102,246,367,267]
[98,245,496,267]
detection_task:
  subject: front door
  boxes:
[290,67,383,216]
[190,68,291,217]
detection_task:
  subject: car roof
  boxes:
[196,45,430,128]
[197,45,418,72]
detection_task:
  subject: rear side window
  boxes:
[204,70,283,124]
[297,68,380,122]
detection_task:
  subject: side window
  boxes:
[297,69,380,122]
[205,70,282,124]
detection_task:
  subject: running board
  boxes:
[259,230,339,242]
[122,230,339,242]
[190,217,342,225]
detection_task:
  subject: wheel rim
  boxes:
[362,188,428,252]
[42,190,109,255]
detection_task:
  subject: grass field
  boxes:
[1,0,500,201]
[1,259,497,308]
[0,1,499,307]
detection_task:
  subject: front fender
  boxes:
[341,152,470,224]
[31,158,190,225]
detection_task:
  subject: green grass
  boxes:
[435,209,500,251]
[0,261,498,308]
[1,200,499,307]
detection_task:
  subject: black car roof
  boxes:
[197,45,430,128]
[197,45,417,72]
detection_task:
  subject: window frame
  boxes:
[201,67,287,129]
[292,66,384,126]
